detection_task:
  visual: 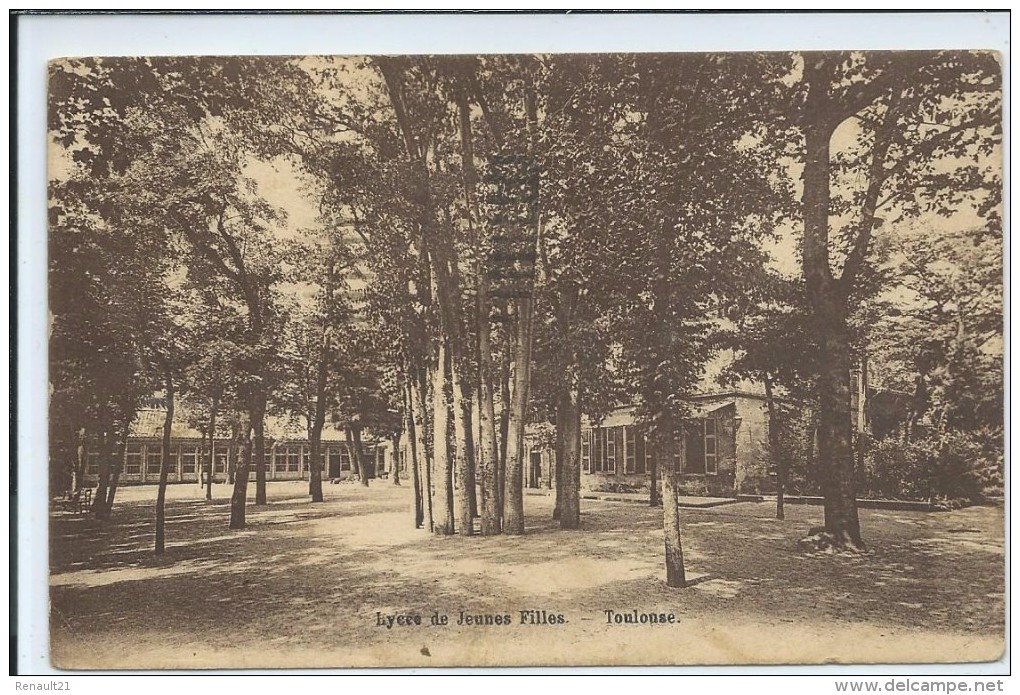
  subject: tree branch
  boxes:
[837,85,908,291]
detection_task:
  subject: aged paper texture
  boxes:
[47,50,1004,669]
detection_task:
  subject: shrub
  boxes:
[857,431,992,503]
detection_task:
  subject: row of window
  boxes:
[86,442,382,476]
[581,420,719,476]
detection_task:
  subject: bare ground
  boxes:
[49,481,1005,669]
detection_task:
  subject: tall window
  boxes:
[340,445,351,471]
[581,430,592,473]
[146,446,163,476]
[214,446,229,473]
[605,427,617,473]
[125,445,143,474]
[624,427,636,473]
[592,427,603,472]
[704,419,718,475]
[681,419,719,475]
[634,430,647,475]
[181,445,199,474]
[86,452,100,475]
[292,447,303,472]
[275,446,300,473]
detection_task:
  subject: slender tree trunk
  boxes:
[553,403,564,521]
[253,390,268,505]
[660,425,687,587]
[559,359,582,530]
[227,421,238,486]
[391,434,402,486]
[431,343,455,535]
[503,297,533,536]
[497,338,511,525]
[463,390,478,519]
[649,446,661,506]
[405,382,423,526]
[309,333,329,503]
[457,76,498,533]
[92,405,111,520]
[309,427,325,502]
[95,431,121,519]
[348,425,369,488]
[105,422,127,514]
[155,373,175,555]
[348,440,361,480]
[229,419,253,530]
[73,427,87,496]
[763,373,785,520]
[553,282,579,521]
[411,370,434,531]
[502,74,541,536]
[206,389,219,501]
[452,365,474,534]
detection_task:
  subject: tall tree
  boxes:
[794,51,1000,549]
[617,53,789,586]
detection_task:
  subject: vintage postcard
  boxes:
[46,49,1004,670]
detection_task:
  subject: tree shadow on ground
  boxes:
[50,483,1004,666]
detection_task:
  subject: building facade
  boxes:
[520,390,774,498]
[74,410,396,487]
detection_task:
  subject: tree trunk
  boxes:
[801,56,864,550]
[502,75,541,536]
[431,343,455,535]
[497,339,511,526]
[477,344,501,532]
[308,333,329,503]
[155,372,175,555]
[105,424,127,515]
[405,383,423,526]
[229,416,253,530]
[391,434,402,486]
[815,299,862,547]
[553,282,579,522]
[348,424,369,488]
[648,448,661,506]
[660,424,686,588]
[763,373,786,521]
[227,421,238,486]
[404,380,423,525]
[206,389,219,501]
[92,405,112,520]
[503,297,533,536]
[309,426,325,502]
[73,427,87,496]
[411,371,433,531]
[252,390,268,505]
[559,360,582,530]
[457,76,497,533]
[553,404,563,521]
[452,364,474,535]
[463,390,478,520]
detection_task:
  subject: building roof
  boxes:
[587,399,737,429]
[128,409,359,442]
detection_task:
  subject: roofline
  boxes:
[607,390,768,413]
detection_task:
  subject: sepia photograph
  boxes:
[42,40,1004,670]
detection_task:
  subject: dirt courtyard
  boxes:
[49,481,1005,669]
